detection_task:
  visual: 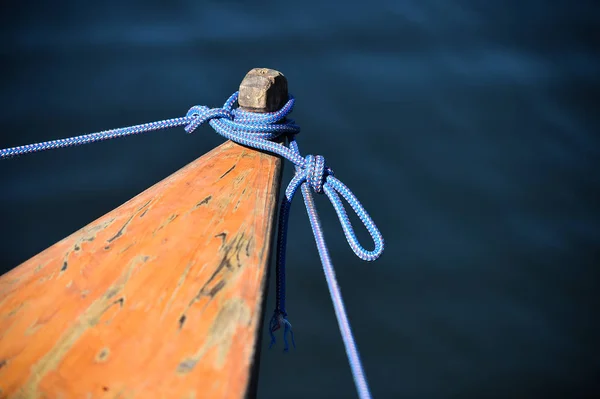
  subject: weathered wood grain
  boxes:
[0,68,287,399]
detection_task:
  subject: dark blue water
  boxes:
[1,1,599,397]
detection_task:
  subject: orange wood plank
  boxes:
[0,140,282,399]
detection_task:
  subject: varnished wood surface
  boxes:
[0,140,282,399]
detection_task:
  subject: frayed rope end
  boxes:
[269,310,296,352]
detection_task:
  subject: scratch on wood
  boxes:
[214,232,227,248]
[245,238,252,257]
[177,233,251,332]
[194,195,212,209]
[176,298,250,373]
[233,233,251,268]
[79,217,116,242]
[97,297,125,325]
[49,221,114,277]
[7,303,24,317]
[137,199,152,212]
[119,243,135,254]
[107,200,151,243]
[219,164,236,180]
[207,280,226,297]
[113,297,124,309]
[153,214,179,235]
[202,232,247,293]
[138,199,153,218]
[107,215,135,243]
[233,198,243,212]
[232,185,250,212]
[232,170,251,189]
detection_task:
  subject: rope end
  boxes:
[269,310,296,352]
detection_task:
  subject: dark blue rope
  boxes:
[0,92,384,399]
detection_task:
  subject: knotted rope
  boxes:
[0,92,384,399]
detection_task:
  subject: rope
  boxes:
[0,92,384,399]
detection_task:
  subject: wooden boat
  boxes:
[0,68,288,399]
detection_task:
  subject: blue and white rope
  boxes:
[0,91,384,399]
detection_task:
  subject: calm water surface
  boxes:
[1,1,598,398]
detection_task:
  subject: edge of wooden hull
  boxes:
[0,140,282,399]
